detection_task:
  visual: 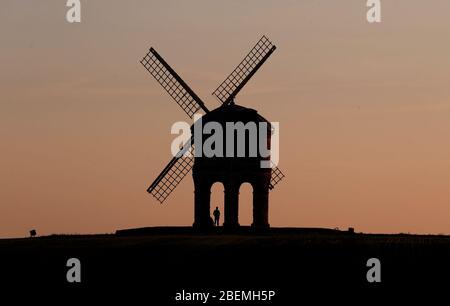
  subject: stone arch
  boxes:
[210,182,225,226]
[193,169,271,230]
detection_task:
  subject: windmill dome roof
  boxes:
[200,103,270,125]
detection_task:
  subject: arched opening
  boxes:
[239,182,253,226]
[210,182,225,226]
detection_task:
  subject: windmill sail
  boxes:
[141,48,209,118]
[269,165,285,190]
[147,138,194,203]
[212,35,276,105]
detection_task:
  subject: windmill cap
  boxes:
[191,103,271,131]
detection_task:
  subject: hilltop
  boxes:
[1,227,449,303]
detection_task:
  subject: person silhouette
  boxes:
[213,207,221,226]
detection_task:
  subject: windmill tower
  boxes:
[140,36,285,230]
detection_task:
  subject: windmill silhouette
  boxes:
[140,36,285,230]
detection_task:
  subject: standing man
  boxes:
[213,207,221,226]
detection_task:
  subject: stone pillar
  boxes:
[223,183,240,229]
[193,182,213,229]
[252,184,270,229]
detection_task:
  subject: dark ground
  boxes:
[1,227,449,304]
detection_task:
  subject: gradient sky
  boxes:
[1,0,450,238]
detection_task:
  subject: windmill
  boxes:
[140,35,285,229]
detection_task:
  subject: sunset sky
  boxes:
[1,0,450,238]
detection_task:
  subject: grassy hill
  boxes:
[1,227,449,303]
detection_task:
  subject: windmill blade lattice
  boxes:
[212,35,276,104]
[269,165,285,190]
[147,145,194,203]
[141,48,209,118]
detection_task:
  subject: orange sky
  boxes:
[1,1,450,238]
